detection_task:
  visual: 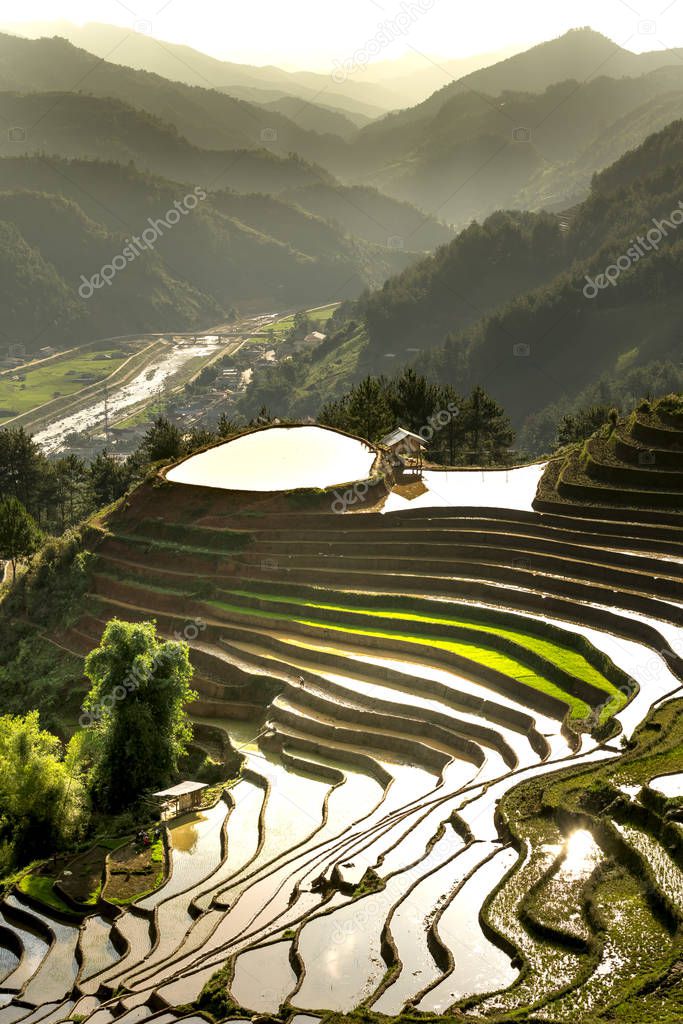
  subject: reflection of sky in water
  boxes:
[171,814,205,854]
[167,425,375,492]
[650,772,683,798]
[562,830,601,878]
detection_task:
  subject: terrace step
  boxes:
[218,627,550,759]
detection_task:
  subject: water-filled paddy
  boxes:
[650,772,683,797]
[231,940,296,1012]
[383,464,546,513]
[167,425,376,492]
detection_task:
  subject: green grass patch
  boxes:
[227,588,624,712]
[209,597,593,719]
[0,347,134,424]
[219,588,627,720]
[17,873,79,916]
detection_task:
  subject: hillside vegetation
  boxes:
[0,157,414,354]
[281,119,683,436]
[536,394,683,517]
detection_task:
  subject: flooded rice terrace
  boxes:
[167,425,376,492]
[2,443,682,1024]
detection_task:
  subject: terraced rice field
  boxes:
[1,455,682,1023]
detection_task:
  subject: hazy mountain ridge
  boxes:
[302,119,683,429]
[1,21,520,111]
[351,66,683,222]
[0,91,451,247]
[0,32,349,166]
[0,156,414,354]
[2,28,683,233]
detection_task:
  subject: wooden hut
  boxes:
[379,427,428,477]
[153,781,208,819]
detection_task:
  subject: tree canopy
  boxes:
[0,711,84,869]
[0,496,42,580]
[83,619,197,813]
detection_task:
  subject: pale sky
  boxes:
[2,0,683,70]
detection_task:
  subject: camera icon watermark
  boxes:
[513,343,531,357]
[512,127,531,142]
[261,557,279,572]
[135,19,153,34]
[638,450,657,466]
[388,236,405,250]
[261,127,278,143]
[638,19,657,34]
[512,557,531,571]
[8,127,26,143]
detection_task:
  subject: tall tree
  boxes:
[0,497,42,581]
[0,711,84,867]
[557,406,611,447]
[142,416,183,464]
[387,368,441,434]
[83,619,197,813]
[0,427,42,513]
[88,451,132,508]
[456,386,515,465]
[319,376,394,441]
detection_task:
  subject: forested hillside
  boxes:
[244,120,683,435]
[0,158,412,354]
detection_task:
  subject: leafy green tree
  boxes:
[0,427,43,514]
[291,311,313,340]
[142,416,183,464]
[88,451,132,509]
[51,453,87,530]
[0,497,42,581]
[0,711,84,867]
[83,619,197,813]
[387,368,442,434]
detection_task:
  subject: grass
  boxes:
[248,303,340,344]
[92,570,621,721]
[17,873,80,917]
[209,596,595,720]
[481,699,683,1023]
[0,346,135,424]
[225,588,626,714]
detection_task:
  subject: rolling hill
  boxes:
[253,119,683,428]
[0,157,414,355]
[0,91,451,248]
[0,32,347,167]
[349,65,683,222]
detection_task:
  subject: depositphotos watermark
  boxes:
[332,0,436,83]
[583,200,683,299]
[78,186,207,299]
[78,618,206,728]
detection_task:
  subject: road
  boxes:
[32,313,282,454]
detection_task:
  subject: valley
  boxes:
[0,11,682,1024]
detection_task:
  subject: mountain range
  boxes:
[266,118,683,441]
[0,21,522,113]
[2,21,683,417]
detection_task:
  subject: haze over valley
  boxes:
[0,6,682,1024]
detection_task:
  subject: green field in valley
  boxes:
[0,345,138,424]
